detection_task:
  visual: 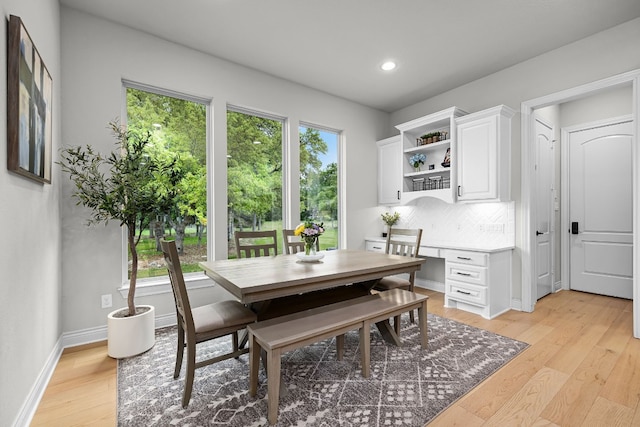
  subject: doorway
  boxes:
[521,69,640,338]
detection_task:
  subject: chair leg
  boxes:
[336,334,344,360]
[174,324,185,379]
[409,309,415,323]
[394,315,401,336]
[182,340,196,408]
[232,331,240,358]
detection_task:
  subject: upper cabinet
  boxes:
[377,135,402,205]
[455,105,515,202]
[395,107,468,204]
[377,105,514,206]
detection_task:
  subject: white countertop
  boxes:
[365,236,514,254]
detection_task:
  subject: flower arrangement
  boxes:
[381,211,400,227]
[294,220,325,255]
[409,153,426,169]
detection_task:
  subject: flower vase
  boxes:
[414,165,421,172]
[305,240,316,256]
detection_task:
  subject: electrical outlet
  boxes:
[101,294,112,309]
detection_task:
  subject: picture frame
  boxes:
[7,15,53,184]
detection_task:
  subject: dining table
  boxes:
[199,249,426,346]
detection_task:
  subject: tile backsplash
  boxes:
[382,198,515,248]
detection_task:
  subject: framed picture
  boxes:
[7,15,53,184]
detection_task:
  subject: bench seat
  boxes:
[248,288,428,425]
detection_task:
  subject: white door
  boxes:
[535,117,554,299]
[569,118,633,299]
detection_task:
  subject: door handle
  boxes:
[571,222,579,235]
[536,231,543,236]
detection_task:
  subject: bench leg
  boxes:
[418,301,428,349]
[249,332,260,397]
[267,348,281,425]
[360,321,371,378]
[336,334,344,360]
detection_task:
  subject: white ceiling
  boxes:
[60,0,640,112]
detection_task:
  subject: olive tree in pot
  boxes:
[59,121,180,358]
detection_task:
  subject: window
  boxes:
[125,86,207,279]
[226,108,284,258]
[299,125,339,250]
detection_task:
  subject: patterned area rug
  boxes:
[118,313,528,426]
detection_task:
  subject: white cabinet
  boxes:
[444,249,511,319]
[455,105,515,202]
[376,136,401,205]
[395,107,467,204]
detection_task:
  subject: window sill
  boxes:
[117,272,213,298]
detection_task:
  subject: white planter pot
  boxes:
[107,304,155,359]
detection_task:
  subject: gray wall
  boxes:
[60,7,389,333]
[389,17,640,304]
[0,0,61,425]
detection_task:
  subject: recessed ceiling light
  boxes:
[381,61,396,71]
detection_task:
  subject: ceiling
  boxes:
[60,0,640,112]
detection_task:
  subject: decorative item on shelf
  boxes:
[441,148,451,168]
[429,164,435,170]
[381,211,400,237]
[409,153,426,172]
[294,220,324,258]
[412,177,425,191]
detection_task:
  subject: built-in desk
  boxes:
[365,237,514,319]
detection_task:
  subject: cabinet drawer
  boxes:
[446,250,488,267]
[446,263,487,286]
[365,241,386,253]
[446,280,487,306]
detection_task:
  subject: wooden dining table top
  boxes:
[199,249,425,304]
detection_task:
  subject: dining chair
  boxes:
[161,240,257,408]
[282,228,320,255]
[234,230,278,258]
[372,227,423,335]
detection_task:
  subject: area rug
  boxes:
[118,313,528,426]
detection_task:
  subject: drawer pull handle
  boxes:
[373,246,382,250]
[456,272,472,276]
[456,290,472,295]
[457,256,472,260]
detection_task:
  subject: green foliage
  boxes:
[58,121,181,316]
[381,211,400,226]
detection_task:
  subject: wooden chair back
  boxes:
[161,239,194,340]
[386,227,423,258]
[282,229,305,254]
[235,230,278,258]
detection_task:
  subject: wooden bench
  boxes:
[247,288,428,425]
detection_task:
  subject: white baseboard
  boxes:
[415,279,445,293]
[17,312,178,427]
[12,336,63,427]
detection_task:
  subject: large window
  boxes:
[226,109,283,258]
[125,87,207,278]
[299,125,339,250]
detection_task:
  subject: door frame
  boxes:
[521,68,640,338]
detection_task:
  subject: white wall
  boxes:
[60,7,389,333]
[0,1,61,425]
[389,17,640,303]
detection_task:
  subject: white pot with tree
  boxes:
[59,122,181,358]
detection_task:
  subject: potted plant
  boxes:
[381,211,400,237]
[59,121,180,358]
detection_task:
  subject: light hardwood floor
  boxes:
[31,289,640,426]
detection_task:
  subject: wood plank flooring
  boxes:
[31,289,640,426]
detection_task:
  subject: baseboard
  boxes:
[11,336,64,427]
[18,311,178,427]
[62,312,177,348]
[415,279,445,293]
[511,297,523,312]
